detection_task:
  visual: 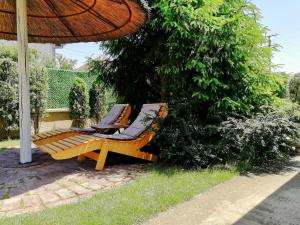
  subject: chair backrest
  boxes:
[100,104,129,125]
[98,103,166,140]
[121,104,161,138]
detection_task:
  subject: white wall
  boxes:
[0,40,56,61]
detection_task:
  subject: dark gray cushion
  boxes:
[121,105,160,138]
[70,128,96,133]
[100,104,127,125]
[92,104,161,140]
[93,133,135,140]
[70,104,128,134]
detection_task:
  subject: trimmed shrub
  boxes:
[219,106,299,169]
[89,81,106,124]
[157,103,222,168]
[69,78,89,128]
[288,73,300,104]
[30,63,48,134]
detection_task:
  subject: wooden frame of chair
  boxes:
[33,104,131,145]
[38,103,167,170]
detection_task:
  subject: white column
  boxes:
[17,0,32,163]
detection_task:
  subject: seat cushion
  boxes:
[93,104,161,140]
[93,133,135,140]
[70,128,96,133]
[100,104,127,125]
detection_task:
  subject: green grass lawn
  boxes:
[0,139,19,151]
[0,166,237,225]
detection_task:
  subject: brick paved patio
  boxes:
[0,148,148,218]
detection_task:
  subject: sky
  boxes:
[57,0,300,73]
[251,0,300,73]
[56,42,102,68]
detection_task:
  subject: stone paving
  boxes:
[0,148,148,218]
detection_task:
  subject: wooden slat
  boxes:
[63,138,82,145]
[51,129,68,135]
[81,134,100,140]
[68,136,87,143]
[76,135,92,141]
[58,140,76,148]
[43,131,57,137]
[80,134,94,139]
[37,133,49,138]
[45,144,63,152]
[47,130,62,135]
[51,142,69,150]
[39,145,56,154]
[32,135,38,141]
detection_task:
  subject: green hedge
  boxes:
[48,69,96,109]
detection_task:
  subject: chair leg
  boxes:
[95,144,109,171]
[77,155,86,162]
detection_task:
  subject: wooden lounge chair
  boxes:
[35,103,167,170]
[33,104,131,146]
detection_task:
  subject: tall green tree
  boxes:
[56,54,77,71]
[288,73,300,104]
[91,0,272,116]
[30,63,48,134]
[69,78,89,128]
[0,58,19,138]
[89,81,106,124]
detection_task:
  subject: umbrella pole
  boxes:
[16,0,32,164]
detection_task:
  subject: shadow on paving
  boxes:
[243,157,300,177]
[0,148,147,199]
[234,159,300,225]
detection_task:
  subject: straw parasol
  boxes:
[0,0,149,163]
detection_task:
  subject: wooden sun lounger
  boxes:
[36,103,167,170]
[33,104,131,145]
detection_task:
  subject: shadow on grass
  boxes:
[151,155,300,178]
[149,162,237,178]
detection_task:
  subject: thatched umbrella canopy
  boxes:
[0,0,149,43]
[0,0,149,163]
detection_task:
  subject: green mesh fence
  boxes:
[48,69,97,109]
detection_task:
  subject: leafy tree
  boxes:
[89,81,106,124]
[56,53,77,71]
[92,0,272,116]
[0,45,18,61]
[0,58,19,138]
[69,78,89,128]
[155,0,272,113]
[288,73,300,104]
[268,73,288,99]
[0,45,38,62]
